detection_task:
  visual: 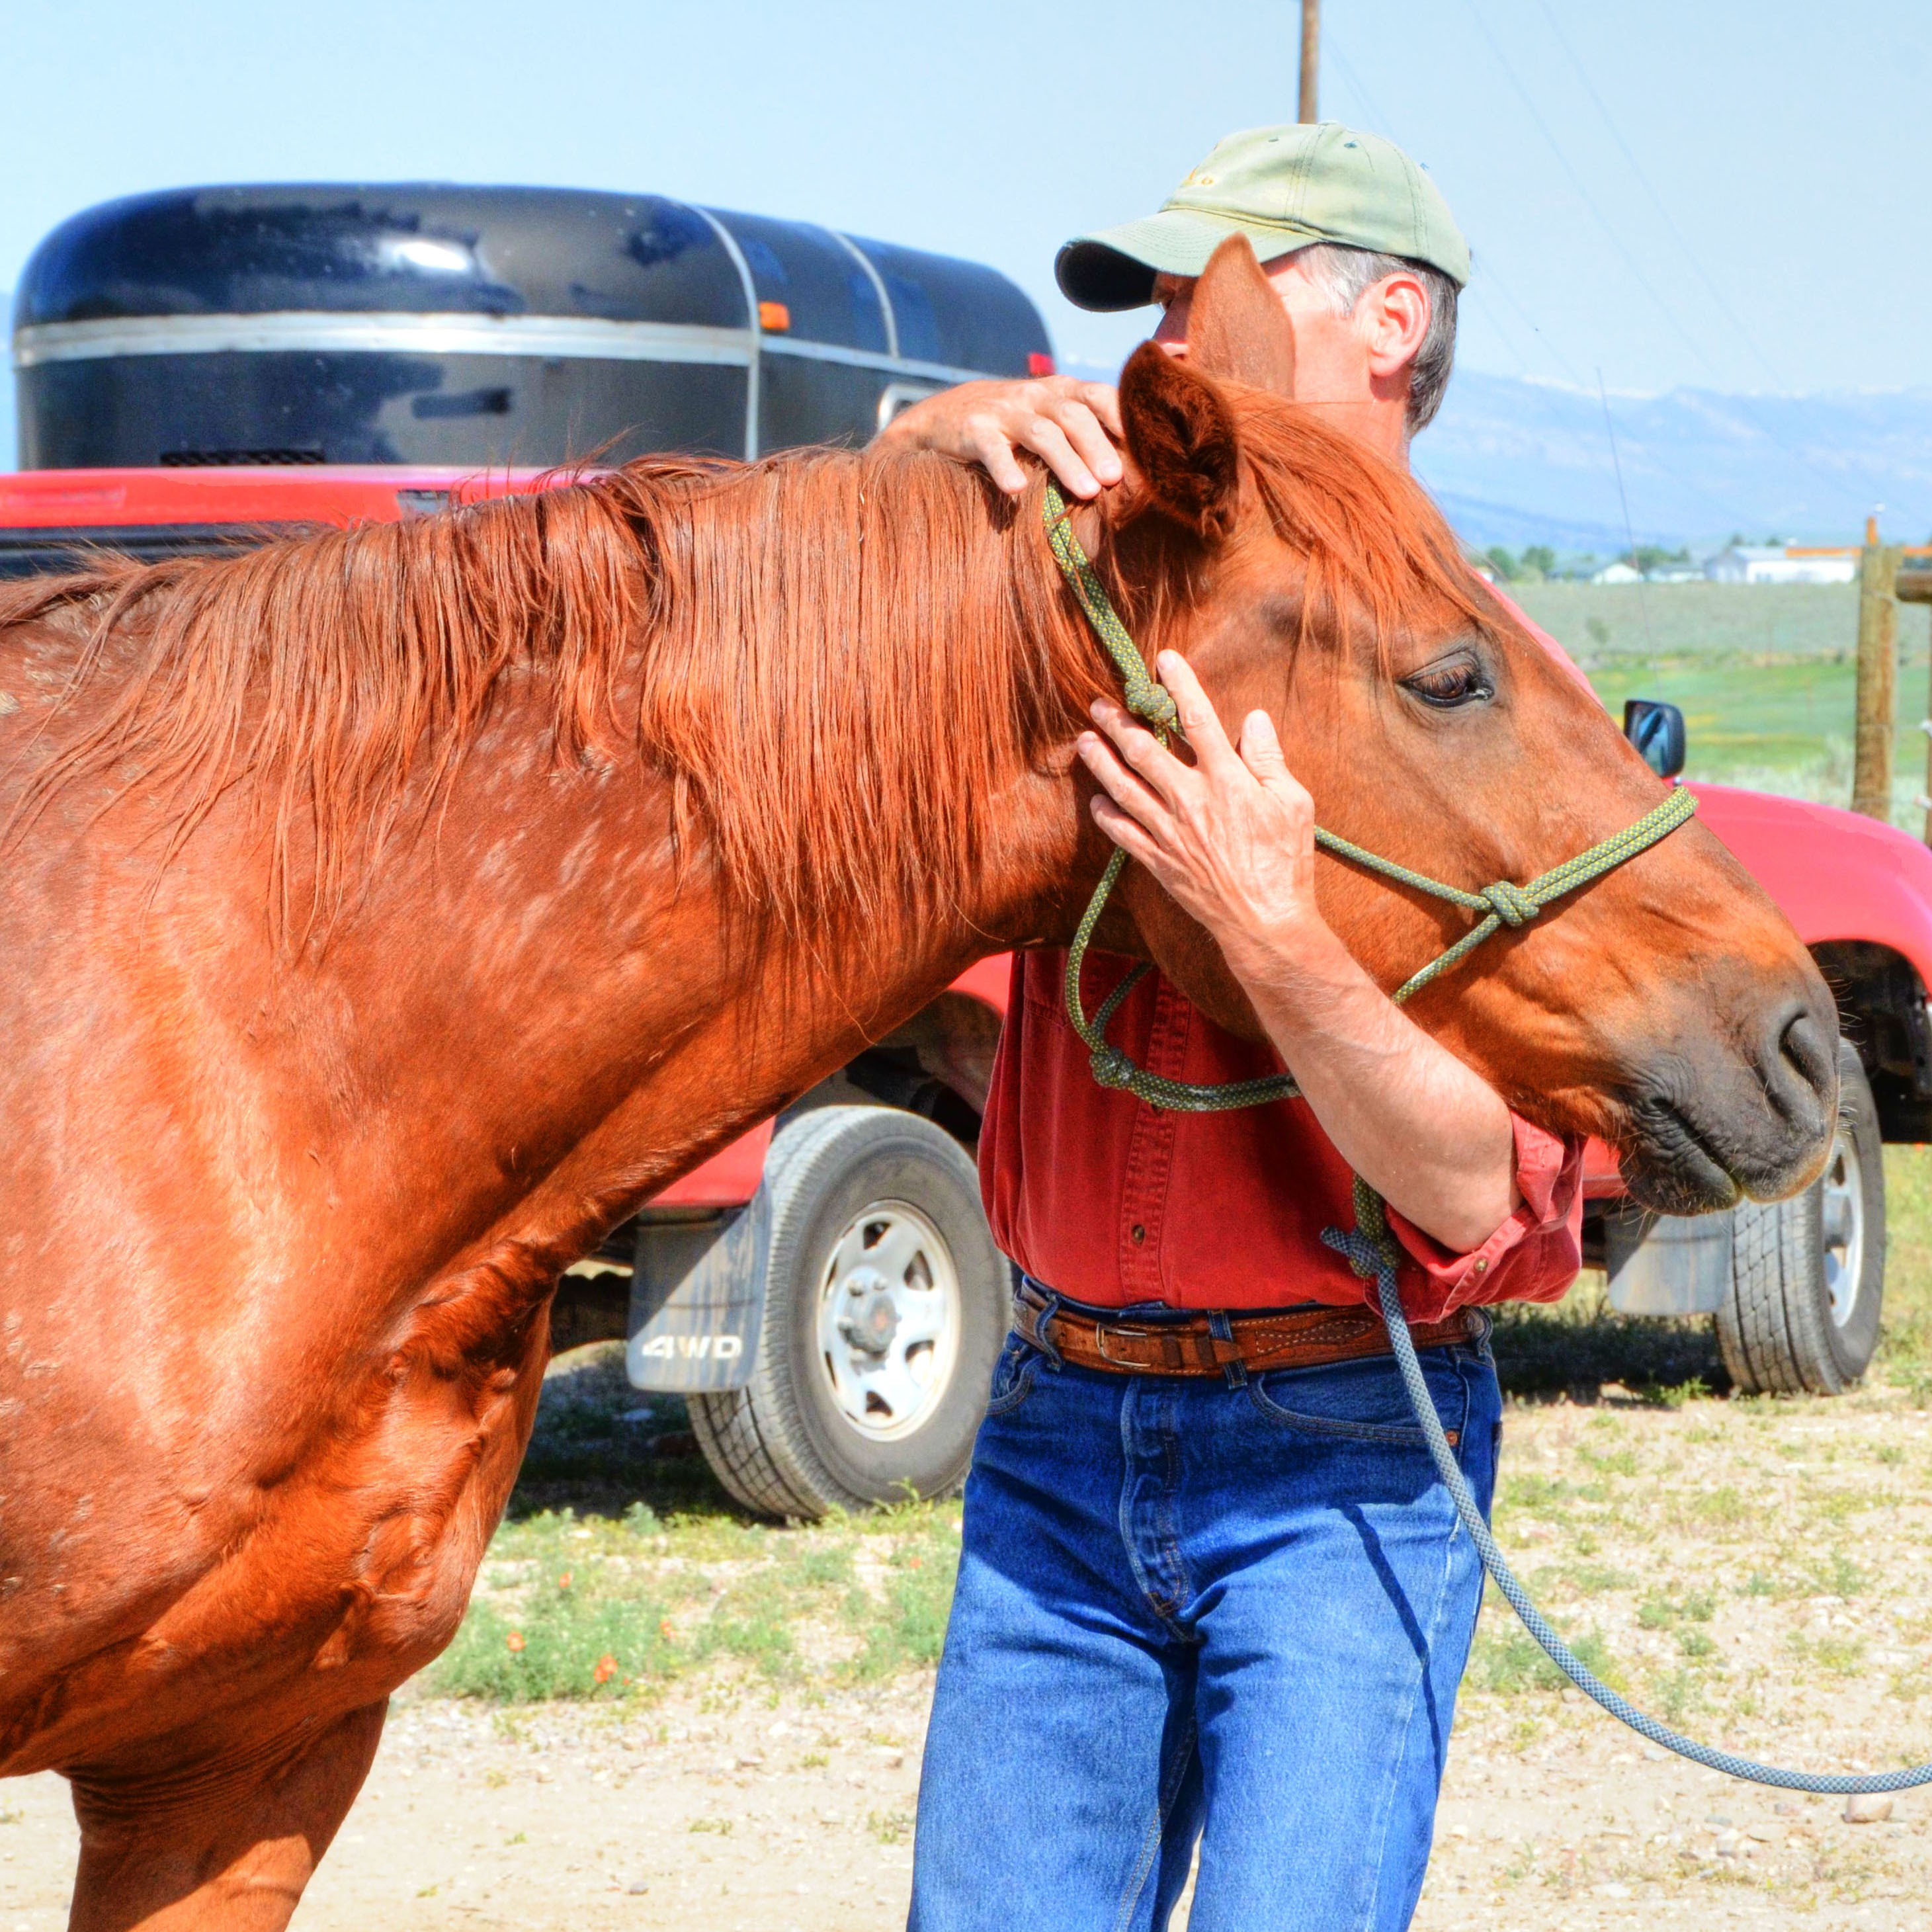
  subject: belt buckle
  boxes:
[1095,1324,1177,1370]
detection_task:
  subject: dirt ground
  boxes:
[9,1369,1932,1931]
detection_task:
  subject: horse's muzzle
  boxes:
[1616,984,1839,1217]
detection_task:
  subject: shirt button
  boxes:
[1473,1259,1488,1273]
[1130,1224,1146,1245]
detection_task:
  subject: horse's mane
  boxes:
[0,385,1491,943]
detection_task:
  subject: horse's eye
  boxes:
[1403,656,1493,709]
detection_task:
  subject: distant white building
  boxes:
[1704,545,1857,585]
[1589,560,1643,585]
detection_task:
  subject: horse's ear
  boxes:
[1116,341,1241,545]
[1185,234,1296,398]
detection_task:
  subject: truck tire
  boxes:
[1716,1039,1884,1395]
[688,1105,1008,1519]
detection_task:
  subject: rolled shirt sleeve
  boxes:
[1383,1114,1584,1321]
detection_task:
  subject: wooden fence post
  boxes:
[1853,536,1902,821]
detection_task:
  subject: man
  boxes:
[882,126,1584,1931]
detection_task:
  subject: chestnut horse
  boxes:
[0,241,1834,1927]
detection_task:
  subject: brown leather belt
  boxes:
[1013,1277,1486,1378]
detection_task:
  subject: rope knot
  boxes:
[1479,880,1540,928]
[1128,681,1180,733]
[1320,1224,1394,1284]
[1090,1046,1136,1091]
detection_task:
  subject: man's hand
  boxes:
[1077,650,1332,985]
[876,376,1126,498]
[1079,648,1521,1255]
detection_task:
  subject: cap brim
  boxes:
[1055,210,1318,312]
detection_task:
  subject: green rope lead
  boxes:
[1047,483,1932,1793]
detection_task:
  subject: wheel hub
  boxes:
[815,1199,963,1443]
[836,1269,903,1355]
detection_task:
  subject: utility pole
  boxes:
[1300,0,1320,123]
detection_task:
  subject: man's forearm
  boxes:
[1230,921,1519,1253]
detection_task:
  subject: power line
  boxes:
[1328,22,1581,391]
[1468,254,1588,388]
[1600,366,1658,650]
[1323,32,1398,141]
[1460,0,1728,388]
[1531,0,1786,392]
[1529,0,1902,522]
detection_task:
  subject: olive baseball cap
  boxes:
[1057,122,1470,312]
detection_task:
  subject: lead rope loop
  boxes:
[1048,483,1932,1793]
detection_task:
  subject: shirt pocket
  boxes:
[1248,1352,1466,1447]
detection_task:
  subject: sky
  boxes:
[5,0,1929,403]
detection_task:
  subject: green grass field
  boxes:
[1510,581,1932,829]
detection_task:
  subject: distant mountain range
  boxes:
[1414,370,1932,557]
[1058,357,1932,559]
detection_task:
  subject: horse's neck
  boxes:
[303,622,1084,1292]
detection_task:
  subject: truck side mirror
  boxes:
[1623,699,1686,779]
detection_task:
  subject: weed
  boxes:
[1499,1473,1574,1514]
[1786,1632,1867,1675]
[1806,1552,1869,1598]
[505,1830,527,1846]
[866,1808,915,1845]
[689,1817,734,1835]
[853,1542,959,1680]
[1638,1376,1709,1408]
[1466,1623,1624,1696]
[1652,1666,1708,1722]
[1640,1589,1716,1628]
[1677,1628,1718,1660]
[799,1751,829,1769]
[1558,1562,1636,1596]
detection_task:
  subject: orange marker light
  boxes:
[758,301,791,333]
[1028,351,1056,377]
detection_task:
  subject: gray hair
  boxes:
[1293,242,1460,433]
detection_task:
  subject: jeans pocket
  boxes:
[1247,1353,1466,1447]
[985,1335,1042,1417]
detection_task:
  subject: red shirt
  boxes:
[977,587,1587,1323]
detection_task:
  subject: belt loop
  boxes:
[1026,1279,1066,1369]
[1206,1310,1247,1390]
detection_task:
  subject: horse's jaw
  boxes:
[1109,866,1273,1044]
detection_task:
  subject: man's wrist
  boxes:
[1218,908,1358,1005]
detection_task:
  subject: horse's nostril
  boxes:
[1777,1008,1836,1104]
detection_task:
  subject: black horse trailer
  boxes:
[11,185,1053,470]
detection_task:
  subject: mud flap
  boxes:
[1603,1201,1734,1315]
[625,1189,772,1392]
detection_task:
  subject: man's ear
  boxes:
[1117,340,1241,544]
[1185,234,1296,398]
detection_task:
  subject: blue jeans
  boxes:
[909,1307,1501,1932]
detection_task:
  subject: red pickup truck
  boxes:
[6,464,1927,1519]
